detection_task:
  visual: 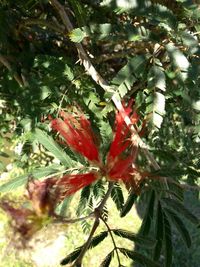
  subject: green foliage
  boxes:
[139,190,155,236]
[35,128,76,167]
[153,201,164,261]
[0,0,200,266]
[120,190,138,217]
[119,248,161,267]
[164,208,192,248]
[112,229,156,248]
[0,164,63,192]
[61,231,108,265]
[99,251,114,267]
[111,55,149,98]
[111,183,124,212]
[161,197,199,225]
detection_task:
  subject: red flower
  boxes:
[51,172,99,196]
[50,102,144,195]
[51,110,100,163]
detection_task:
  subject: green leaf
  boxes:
[68,0,87,27]
[69,28,87,43]
[153,201,164,260]
[166,43,190,80]
[119,248,161,267]
[111,183,124,212]
[89,231,108,249]
[99,251,114,267]
[77,185,91,216]
[164,208,192,248]
[60,246,82,265]
[81,219,91,234]
[35,128,74,167]
[58,196,73,217]
[148,65,166,91]
[140,190,155,236]
[111,55,148,98]
[120,190,138,217]
[163,213,172,267]
[161,197,199,225]
[0,164,62,192]
[61,232,108,265]
[181,31,199,53]
[112,229,156,248]
[146,63,166,129]
[93,179,106,200]
[164,180,184,202]
[146,91,166,129]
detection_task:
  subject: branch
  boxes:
[49,0,163,173]
[72,182,114,266]
[53,212,94,224]
[0,54,24,87]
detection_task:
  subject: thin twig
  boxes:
[72,182,114,266]
[53,212,94,224]
[100,216,122,266]
[73,217,99,267]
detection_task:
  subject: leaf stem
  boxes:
[53,212,94,224]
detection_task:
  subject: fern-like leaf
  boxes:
[120,190,138,217]
[112,229,156,248]
[163,213,172,267]
[99,251,114,267]
[153,201,164,260]
[164,207,192,248]
[119,248,161,267]
[60,246,82,265]
[89,231,108,249]
[139,190,155,236]
[161,197,199,225]
[111,183,124,212]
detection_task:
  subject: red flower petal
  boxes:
[55,172,99,196]
[107,156,133,181]
[51,111,100,163]
[107,100,139,161]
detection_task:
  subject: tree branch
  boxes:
[49,0,163,171]
[0,54,24,87]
